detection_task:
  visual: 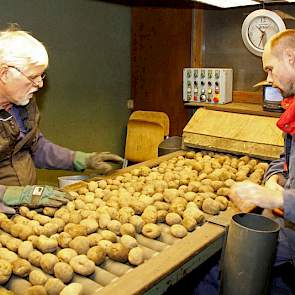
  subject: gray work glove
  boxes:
[73,151,123,174]
[2,185,75,209]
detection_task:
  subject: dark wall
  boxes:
[203,4,295,91]
[0,0,131,185]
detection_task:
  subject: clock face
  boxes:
[241,9,286,56]
[248,16,279,50]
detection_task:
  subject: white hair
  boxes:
[0,27,48,70]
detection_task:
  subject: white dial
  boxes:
[242,9,286,56]
[248,16,279,50]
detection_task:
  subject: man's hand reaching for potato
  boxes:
[230,181,284,210]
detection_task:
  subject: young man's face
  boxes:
[263,45,295,98]
[1,63,46,106]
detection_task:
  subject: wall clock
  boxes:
[241,9,286,56]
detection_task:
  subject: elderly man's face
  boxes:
[2,63,46,106]
[263,44,295,98]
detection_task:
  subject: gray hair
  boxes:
[0,25,48,70]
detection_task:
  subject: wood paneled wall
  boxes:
[131,7,192,136]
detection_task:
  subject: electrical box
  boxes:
[183,68,233,104]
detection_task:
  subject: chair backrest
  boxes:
[124,119,165,162]
[129,110,170,136]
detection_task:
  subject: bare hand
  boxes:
[230,181,283,209]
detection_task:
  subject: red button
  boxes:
[213,97,219,103]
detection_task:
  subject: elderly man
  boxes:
[0,26,123,212]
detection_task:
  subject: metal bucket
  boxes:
[58,175,88,188]
[158,136,182,156]
[220,213,280,295]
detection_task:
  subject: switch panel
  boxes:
[183,68,233,104]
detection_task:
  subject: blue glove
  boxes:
[73,151,123,174]
[2,185,74,208]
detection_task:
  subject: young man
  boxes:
[231,29,295,294]
[0,26,123,211]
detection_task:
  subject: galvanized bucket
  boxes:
[220,213,280,295]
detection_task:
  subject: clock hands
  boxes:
[256,25,267,48]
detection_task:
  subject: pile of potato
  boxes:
[0,151,268,294]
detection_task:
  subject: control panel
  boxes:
[183,68,233,104]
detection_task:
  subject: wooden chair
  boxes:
[124,111,170,165]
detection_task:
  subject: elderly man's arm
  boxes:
[31,132,75,170]
[31,133,123,174]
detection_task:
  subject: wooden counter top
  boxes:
[184,102,282,118]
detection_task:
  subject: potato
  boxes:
[170,224,188,238]
[87,246,106,265]
[0,235,10,246]
[57,232,72,248]
[40,253,59,274]
[69,236,90,255]
[216,187,231,197]
[57,248,78,264]
[128,216,144,234]
[26,210,37,220]
[80,219,98,235]
[37,236,58,253]
[99,214,111,230]
[120,223,136,237]
[19,206,30,217]
[120,235,138,249]
[50,218,65,233]
[154,201,169,211]
[98,240,112,251]
[64,223,87,238]
[12,258,31,277]
[223,179,235,188]
[183,206,205,222]
[165,213,182,226]
[198,185,214,193]
[54,262,73,283]
[106,243,129,263]
[182,216,197,231]
[129,200,145,215]
[0,248,18,263]
[68,211,82,224]
[60,283,83,295]
[0,287,14,295]
[43,223,59,237]
[43,207,57,217]
[6,238,21,252]
[28,250,43,267]
[88,181,98,192]
[202,198,220,215]
[0,259,12,284]
[106,220,121,235]
[87,233,102,247]
[26,286,47,295]
[70,255,95,276]
[215,196,229,210]
[183,192,196,202]
[142,224,161,239]
[1,220,14,233]
[157,210,168,223]
[128,247,144,266]
[100,230,117,243]
[29,269,48,285]
[163,189,179,203]
[45,278,65,295]
[33,214,51,226]
[18,241,33,259]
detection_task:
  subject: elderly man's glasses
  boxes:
[7,65,46,88]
